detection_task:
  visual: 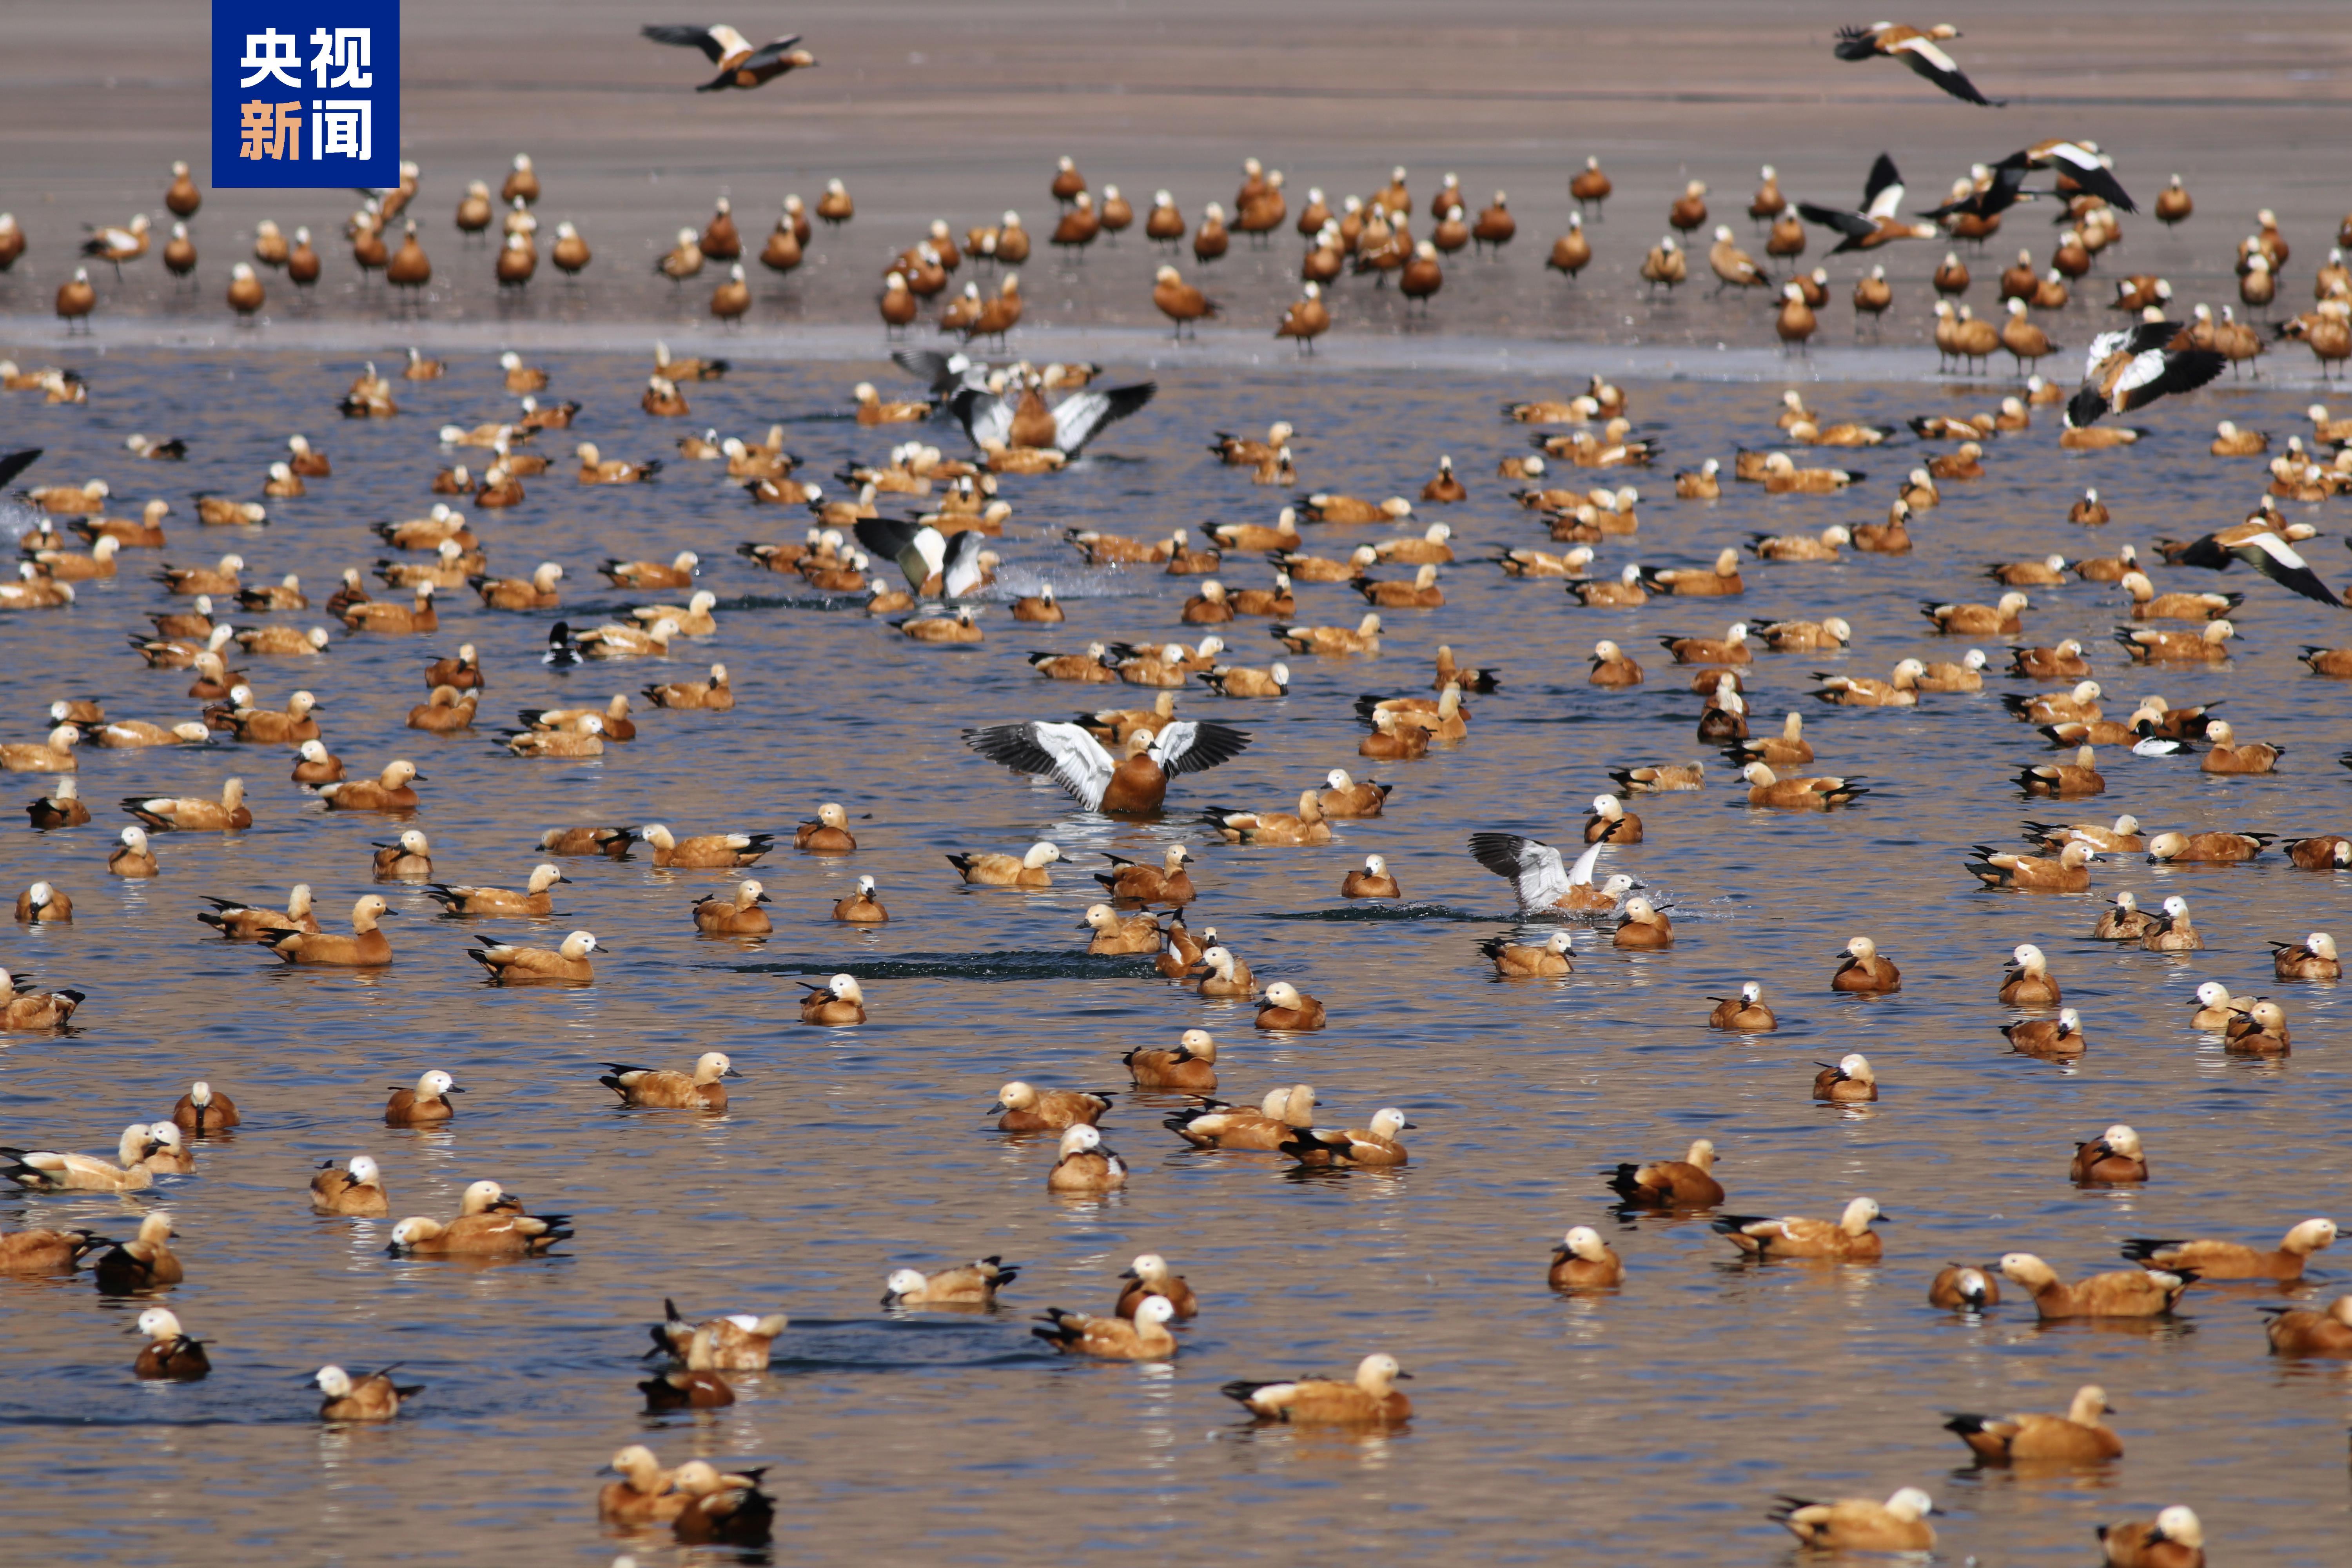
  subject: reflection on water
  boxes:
[0,347,2346,1563]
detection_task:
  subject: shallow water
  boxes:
[1,346,2349,1564]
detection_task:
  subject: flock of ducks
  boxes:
[9,38,2352,1559]
[20,100,2352,398]
[0,321,1486,1547]
[7,319,2340,1556]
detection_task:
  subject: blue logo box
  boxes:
[212,1,400,188]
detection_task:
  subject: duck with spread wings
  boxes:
[2067,320,2224,428]
[852,518,992,598]
[641,25,817,91]
[1467,833,1642,916]
[1832,22,1998,106]
[950,376,1154,458]
[1930,141,2136,223]
[964,719,1249,813]
[1797,154,1938,254]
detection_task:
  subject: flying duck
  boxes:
[1834,22,1996,105]
[642,25,816,91]
[1797,153,1938,253]
[2068,321,2225,427]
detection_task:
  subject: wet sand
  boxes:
[5,2,2352,350]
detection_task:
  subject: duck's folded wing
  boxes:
[1150,720,1252,776]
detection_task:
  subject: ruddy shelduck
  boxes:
[2071,1124,2146,1184]
[1123,1029,1218,1092]
[603,1052,740,1111]
[799,973,865,1024]
[2097,1505,2205,1567]
[1548,1226,1624,1290]
[93,1212,183,1291]
[1282,1107,1411,1167]
[384,1069,460,1125]
[268,895,392,966]
[1046,1122,1125,1193]
[882,1256,1019,1307]
[1831,935,1901,992]
[1769,1487,1936,1552]
[1714,1196,1884,1261]
[650,1297,789,1369]
[1945,1385,2122,1464]
[996,1082,1110,1133]
[311,1156,389,1216]
[315,1365,421,1421]
[1812,1054,1878,1103]
[1224,1353,1412,1426]
[1929,1264,2000,1311]
[2122,1218,2336,1282]
[1033,1294,1175,1359]
[1606,1139,1725,1207]
[1115,1254,1199,1319]
[1998,1253,2190,1318]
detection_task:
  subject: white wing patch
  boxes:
[1896,35,1962,74]
[1147,720,1199,770]
[2245,531,2309,570]
[2112,349,2168,397]
[911,526,948,584]
[1513,840,1573,910]
[1866,183,1906,222]
[967,395,1013,450]
[1053,392,1112,452]
[2082,329,2130,380]
[1031,722,1117,809]
[941,531,987,597]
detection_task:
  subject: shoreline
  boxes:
[2,316,2336,390]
